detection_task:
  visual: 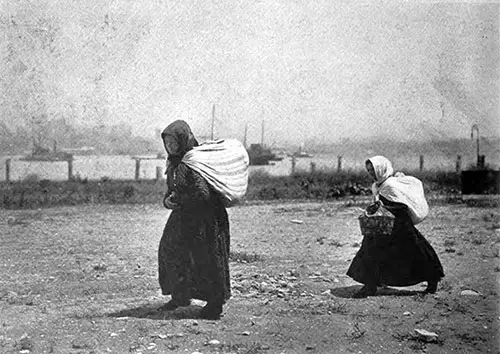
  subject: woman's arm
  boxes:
[174,164,211,207]
[163,162,180,209]
[379,195,410,218]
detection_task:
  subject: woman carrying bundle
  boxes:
[347,156,444,298]
[158,120,232,320]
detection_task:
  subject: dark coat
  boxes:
[158,161,231,303]
[347,196,444,287]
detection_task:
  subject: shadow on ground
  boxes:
[107,303,204,320]
[330,285,423,298]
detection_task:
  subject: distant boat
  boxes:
[247,143,282,165]
[203,106,281,166]
[292,151,314,158]
[244,121,282,165]
[20,142,73,161]
[292,143,314,158]
[21,121,74,161]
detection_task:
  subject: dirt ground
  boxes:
[0,200,499,354]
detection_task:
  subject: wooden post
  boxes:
[419,155,424,172]
[337,156,342,172]
[156,166,162,181]
[291,156,296,175]
[67,159,73,181]
[310,162,316,174]
[135,159,141,180]
[5,158,11,182]
[478,155,485,169]
[455,155,462,173]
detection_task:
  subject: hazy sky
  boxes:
[1,0,499,145]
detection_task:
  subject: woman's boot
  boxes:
[353,284,377,298]
[163,297,191,311]
[424,280,438,294]
[200,301,223,320]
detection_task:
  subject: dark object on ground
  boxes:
[461,170,500,195]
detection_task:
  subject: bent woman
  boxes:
[158,120,231,320]
[347,156,444,298]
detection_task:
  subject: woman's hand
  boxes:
[366,201,381,215]
[163,193,179,210]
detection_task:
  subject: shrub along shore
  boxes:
[0,169,463,210]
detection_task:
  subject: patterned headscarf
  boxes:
[161,120,199,165]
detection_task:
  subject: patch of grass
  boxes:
[0,168,464,209]
[247,169,463,201]
[246,170,372,200]
[0,179,166,209]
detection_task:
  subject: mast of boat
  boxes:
[243,124,248,148]
[261,120,265,146]
[211,103,215,140]
[30,116,36,155]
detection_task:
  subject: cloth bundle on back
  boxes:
[369,155,429,224]
[181,139,249,207]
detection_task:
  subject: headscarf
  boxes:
[366,155,394,188]
[161,120,199,166]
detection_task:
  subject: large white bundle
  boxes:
[182,139,249,207]
[378,174,429,224]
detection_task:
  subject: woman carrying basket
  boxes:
[158,120,234,320]
[347,156,444,298]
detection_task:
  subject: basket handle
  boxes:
[365,198,386,217]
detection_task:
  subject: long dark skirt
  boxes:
[158,200,231,304]
[347,216,444,287]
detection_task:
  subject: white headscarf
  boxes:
[367,155,394,196]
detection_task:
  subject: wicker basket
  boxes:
[358,214,395,236]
